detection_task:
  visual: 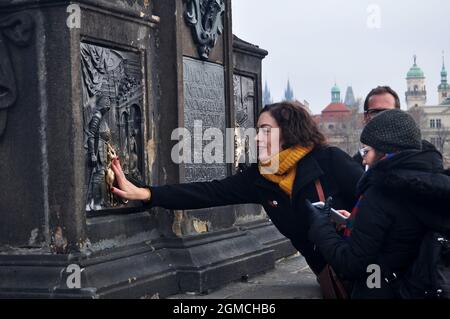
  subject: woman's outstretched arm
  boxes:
[111,158,261,210]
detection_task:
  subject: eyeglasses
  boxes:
[359,146,372,158]
[256,127,272,135]
[364,108,389,117]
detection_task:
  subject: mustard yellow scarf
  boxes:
[259,145,313,197]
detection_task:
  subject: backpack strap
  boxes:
[315,179,325,202]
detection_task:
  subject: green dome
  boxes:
[331,84,340,93]
[407,55,425,78]
[407,65,425,78]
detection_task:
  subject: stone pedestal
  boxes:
[0,0,276,298]
[0,0,175,299]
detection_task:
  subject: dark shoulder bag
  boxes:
[314,180,352,299]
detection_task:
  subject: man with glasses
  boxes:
[363,86,401,124]
[353,86,401,167]
[355,86,439,169]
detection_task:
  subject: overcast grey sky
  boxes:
[231,0,450,114]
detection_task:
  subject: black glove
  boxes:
[305,198,332,225]
[306,198,343,248]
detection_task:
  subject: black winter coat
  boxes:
[149,146,364,274]
[308,148,450,298]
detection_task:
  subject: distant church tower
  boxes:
[331,83,341,103]
[344,86,356,109]
[263,81,273,106]
[405,55,427,109]
[284,79,294,101]
[438,52,450,104]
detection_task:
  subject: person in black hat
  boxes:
[306,109,450,299]
[358,108,422,167]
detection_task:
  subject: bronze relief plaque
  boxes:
[81,42,145,212]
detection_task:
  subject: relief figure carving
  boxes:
[81,42,144,211]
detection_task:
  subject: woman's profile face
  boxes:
[256,112,283,162]
[361,145,382,167]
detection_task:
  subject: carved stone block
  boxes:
[81,42,145,211]
[183,56,227,182]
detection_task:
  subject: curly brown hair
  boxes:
[260,101,326,149]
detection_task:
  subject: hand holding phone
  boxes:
[311,200,349,225]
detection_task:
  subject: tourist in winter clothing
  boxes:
[111,101,364,275]
[307,109,450,298]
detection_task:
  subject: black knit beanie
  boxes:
[360,109,422,153]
